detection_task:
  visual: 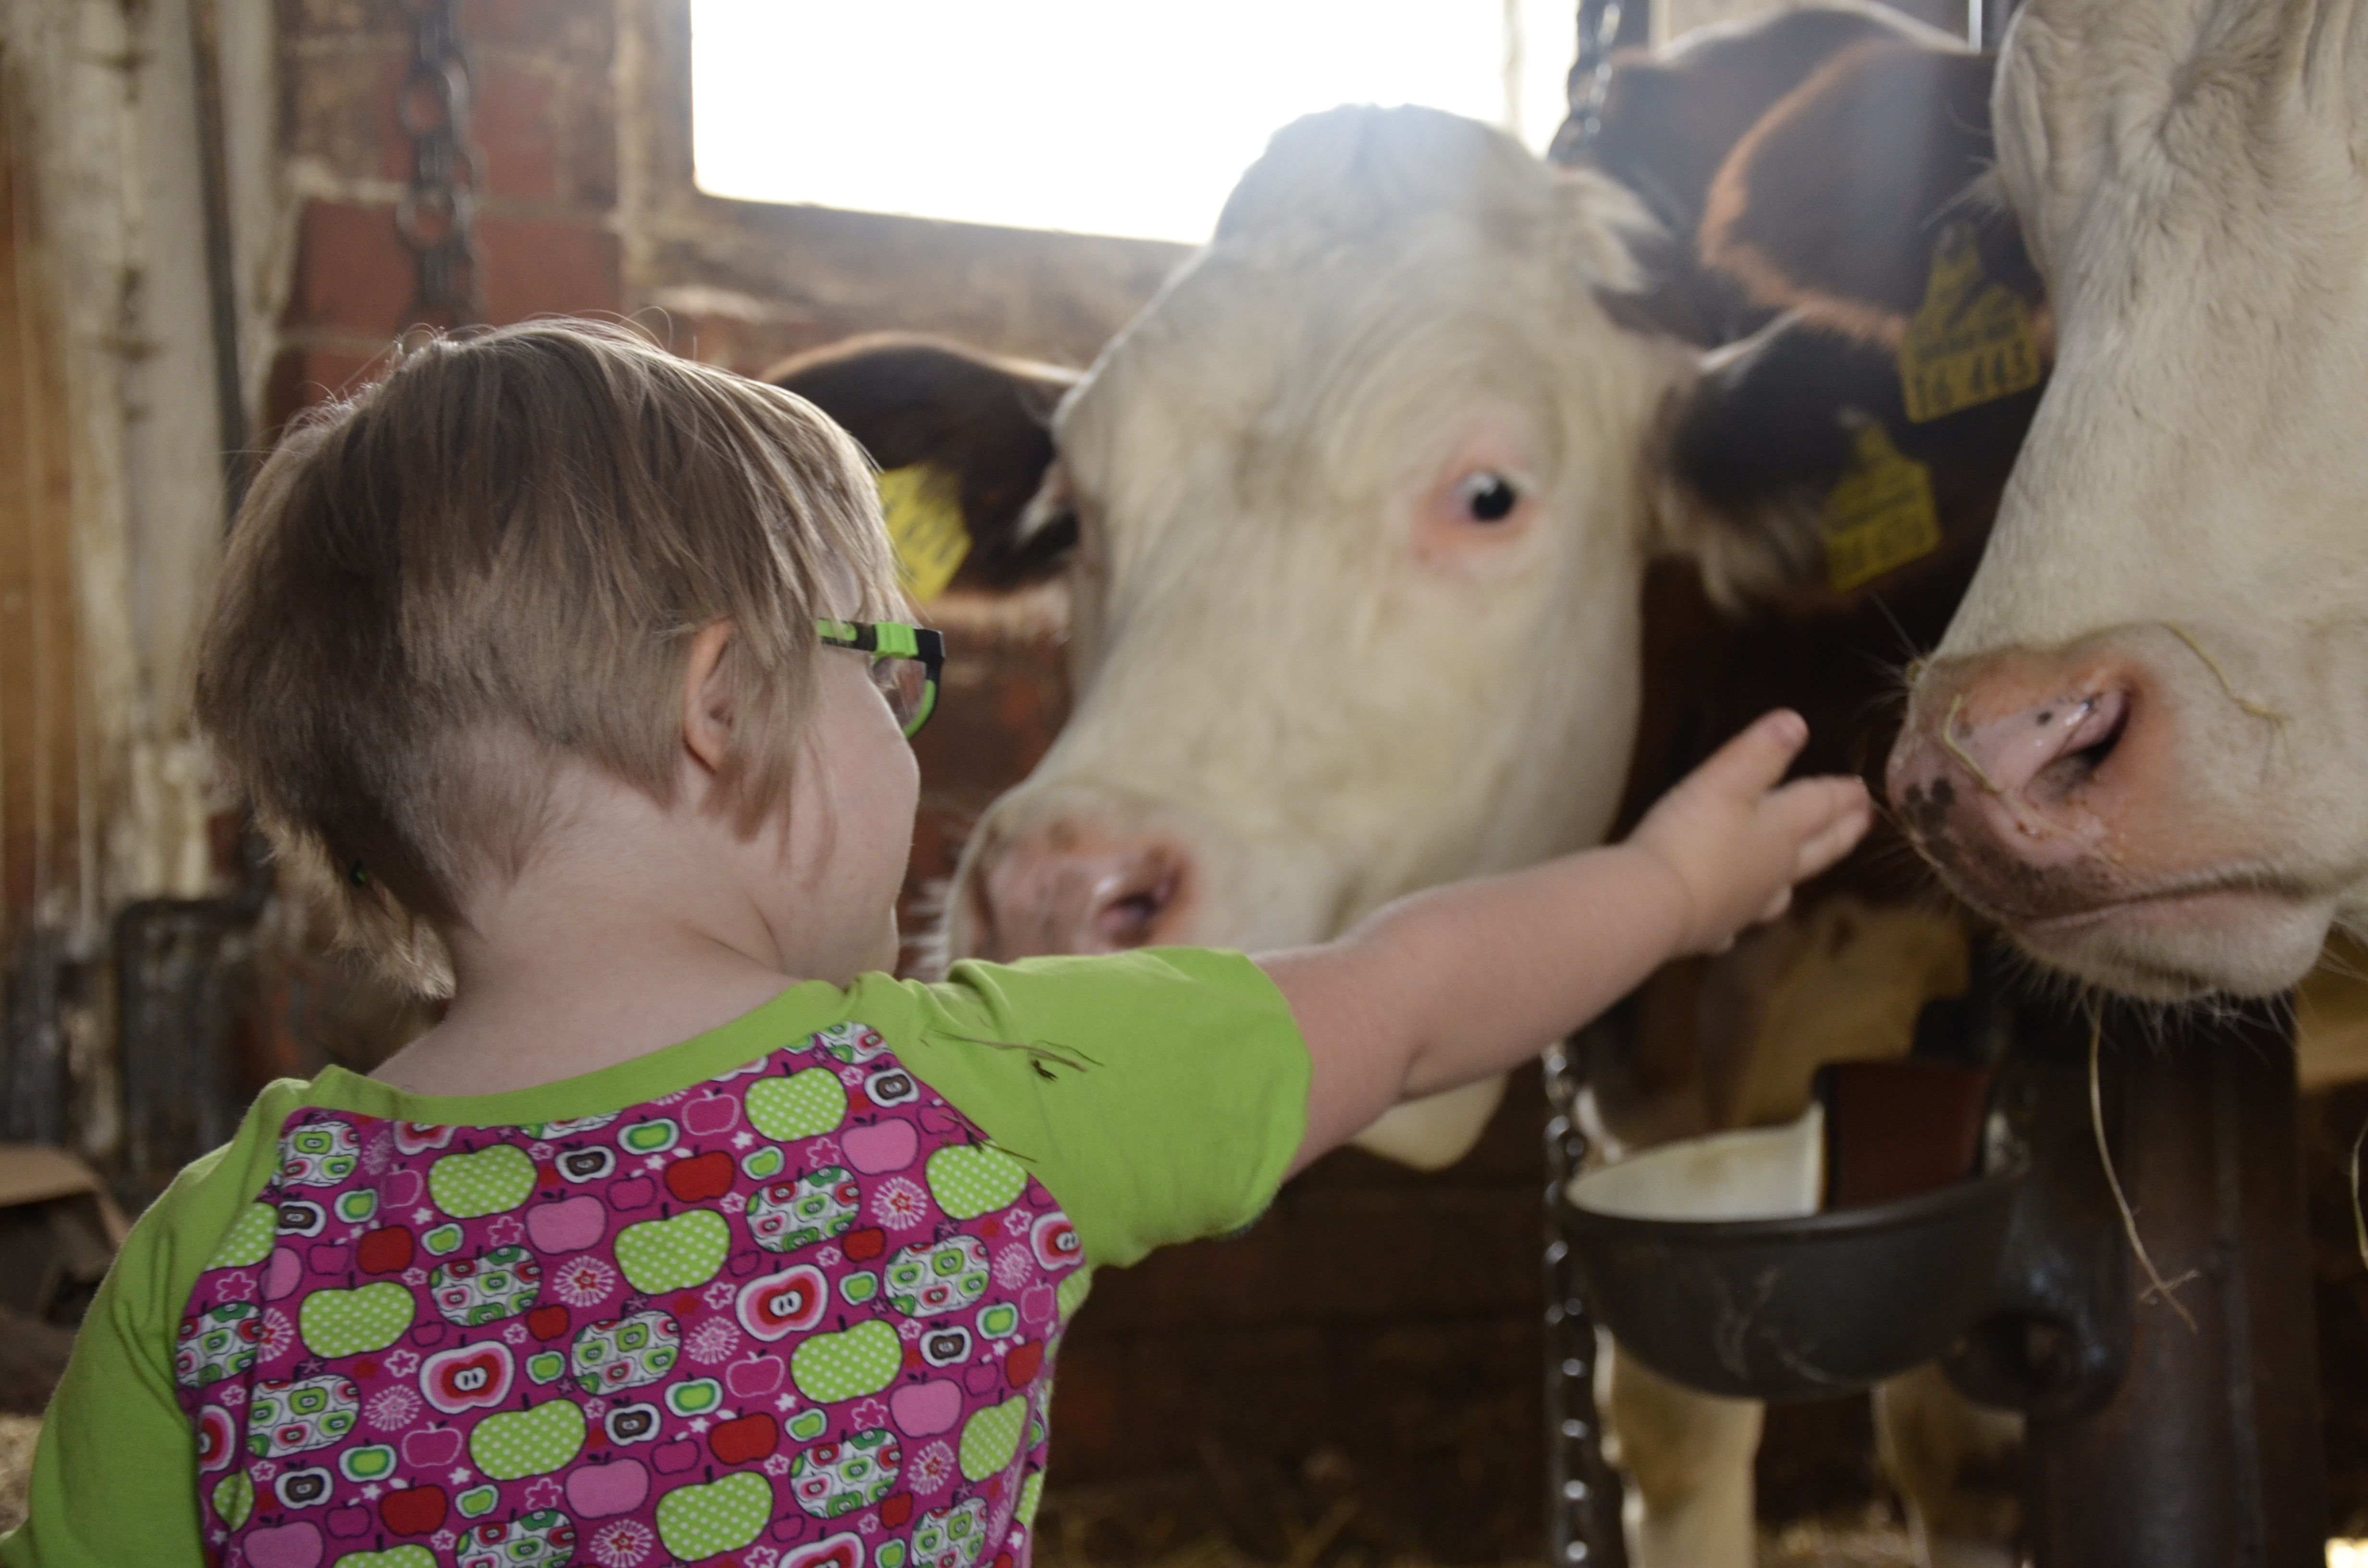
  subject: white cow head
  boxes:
[1887,0,2368,999]
[783,106,1812,1166]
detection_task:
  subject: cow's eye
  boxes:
[1455,471,1521,524]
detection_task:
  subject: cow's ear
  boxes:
[1700,39,2028,348]
[766,333,1083,589]
[1568,5,1962,343]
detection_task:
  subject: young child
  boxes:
[0,322,1868,1568]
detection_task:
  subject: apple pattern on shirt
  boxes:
[172,1022,1091,1568]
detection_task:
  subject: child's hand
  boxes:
[1628,710,1874,955]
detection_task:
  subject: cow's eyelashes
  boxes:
[1454,471,1523,524]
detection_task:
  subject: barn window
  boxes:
[690,0,1581,244]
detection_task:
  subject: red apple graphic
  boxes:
[400,1427,463,1469]
[682,1092,740,1136]
[879,1494,914,1530]
[1004,1341,1044,1387]
[708,1412,779,1465]
[565,1456,649,1518]
[325,1505,372,1540]
[737,1265,827,1341]
[651,1438,701,1475]
[421,1342,514,1414]
[888,1379,962,1437]
[665,1151,735,1203]
[355,1226,413,1275]
[526,1305,570,1342]
[724,1353,785,1399]
[841,1227,886,1263]
[842,1120,917,1175]
[379,1482,448,1536]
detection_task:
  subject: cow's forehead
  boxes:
[1997,0,2368,279]
[1057,219,1620,539]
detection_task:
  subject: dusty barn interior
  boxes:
[1,1,2367,1567]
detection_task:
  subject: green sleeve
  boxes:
[0,1081,312,1568]
[861,947,1310,1270]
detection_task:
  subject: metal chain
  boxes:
[395,0,484,332]
[1545,1037,1628,1567]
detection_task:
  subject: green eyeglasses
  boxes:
[817,619,945,738]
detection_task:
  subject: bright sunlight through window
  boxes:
[691,1,1583,245]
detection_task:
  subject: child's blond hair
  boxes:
[196,321,902,992]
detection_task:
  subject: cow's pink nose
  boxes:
[963,821,1197,962]
[1887,650,2144,894]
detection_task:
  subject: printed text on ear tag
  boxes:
[1823,422,1940,594]
[877,463,970,603]
[1897,221,2043,424]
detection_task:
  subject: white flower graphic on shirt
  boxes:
[589,1520,655,1568]
[993,1245,1035,1291]
[257,1309,296,1361]
[687,1318,740,1365]
[366,1384,422,1433]
[551,1255,618,1308]
[872,1177,929,1232]
[909,1442,955,1494]
[384,1349,420,1378]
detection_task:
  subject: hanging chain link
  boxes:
[1544,1036,1628,1568]
[395,0,484,333]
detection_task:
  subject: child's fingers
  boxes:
[1768,775,1874,878]
[1692,710,1811,800]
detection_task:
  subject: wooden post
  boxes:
[2020,1004,2328,1567]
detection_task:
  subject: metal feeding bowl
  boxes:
[1563,1108,2027,1402]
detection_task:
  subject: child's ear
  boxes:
[681,621,738,775]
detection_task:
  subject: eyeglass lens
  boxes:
[868,657,928,729]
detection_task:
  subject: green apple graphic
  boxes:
[1018,1470,1046,1531]
[330,1551,437,1568]
[1057,1268,1093,1323]
[613,1210,731,1293]
[428,1145,537,1218]
[745,1068,847,1141]
[925,1144,1027,1220]
[207,1203,277,1269]
[790,1319,901,1402]
[959,1395,1029,1482]
[212,1470,254,1529]
[299,1282,416,1357]
[469,1397,585,1480]
[654,1470,771,1560]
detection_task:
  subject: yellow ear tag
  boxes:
[1823,422,1941,594]
[1897,222,2044,424]
[876,463,970,603]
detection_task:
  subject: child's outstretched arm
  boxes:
[1262,710,1872,1175]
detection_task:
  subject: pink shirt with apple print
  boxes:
[0,951,1309,1568]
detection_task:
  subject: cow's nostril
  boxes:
[2034,688,2131,797]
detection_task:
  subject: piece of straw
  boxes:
[2350,1113,2368,1275]
[2164,623,2286,725]
[2089,1014,2200,1333]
